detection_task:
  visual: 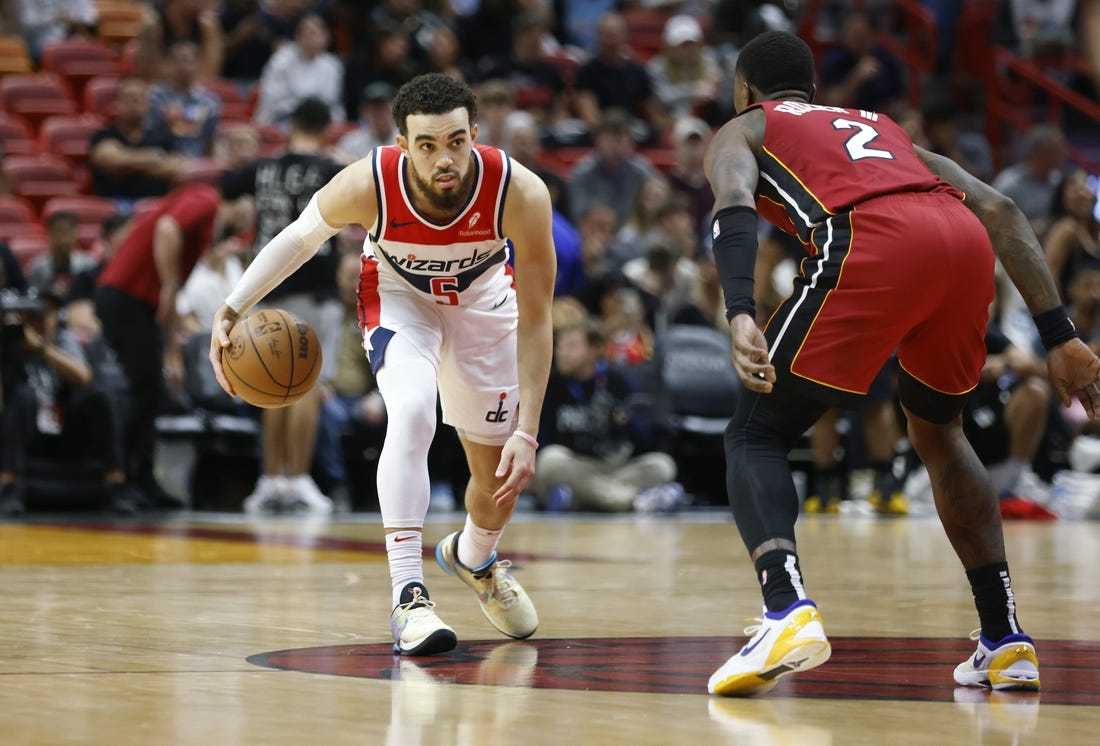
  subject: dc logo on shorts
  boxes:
[485,392,510,423]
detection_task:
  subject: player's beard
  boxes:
[409,161,476,214]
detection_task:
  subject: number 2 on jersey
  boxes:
[431,276,459,305]
[832,118,895,161]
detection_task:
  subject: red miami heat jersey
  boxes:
[743,101,962,241]
[367,143,512,306]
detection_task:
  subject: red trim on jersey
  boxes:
[374,144,507,246]
[356,254,381,332]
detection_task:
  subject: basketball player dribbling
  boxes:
[209,74,556,654]
[702,31,1100,696]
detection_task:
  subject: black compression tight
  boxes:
[724,386,829,555]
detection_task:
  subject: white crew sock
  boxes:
[456,514,502,571]
[386,530,424,607]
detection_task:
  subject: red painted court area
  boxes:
[249,636,1100,705]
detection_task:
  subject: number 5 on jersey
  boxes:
[431,276,459,305]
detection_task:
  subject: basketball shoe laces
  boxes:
[474,560,521,608]
[397,587,438,620]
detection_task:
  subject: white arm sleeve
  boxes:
[225,194,342,314]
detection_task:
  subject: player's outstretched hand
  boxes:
[729,313,775,394]
[209,303,240,397]
[493,436,536,507]
[1047,337,1100,418]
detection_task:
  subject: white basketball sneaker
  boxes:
[243,475,287,514]
[435,531,538,639]
[390,585,458,656]
[708,599,832,696]
[286,474,334,515]
[954,631,1041,690]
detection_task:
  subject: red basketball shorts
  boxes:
[764,192,994,403]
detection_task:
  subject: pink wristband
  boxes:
[511,430,539,449]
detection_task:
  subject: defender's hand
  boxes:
[729,313,775,393]
[1047,337,1100,417]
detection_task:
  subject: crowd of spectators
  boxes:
[0,0,1097,519]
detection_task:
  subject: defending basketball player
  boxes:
[209,74,555,655]
[703,32,1100,696]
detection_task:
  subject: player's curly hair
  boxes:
[391,74,479,137]
[735,31,815,100]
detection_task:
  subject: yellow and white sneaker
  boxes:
[708,599,831,696]
[954,631,1040,690]
[435,531,538,639]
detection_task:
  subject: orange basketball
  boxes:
[222,308,322,408]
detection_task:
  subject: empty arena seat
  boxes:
[0,111,38,154]
[83,75,121,116]
[0,220,46,244]
[40,38,121,99]
[0,74,77,130]
[38,114,106,164]
[0,194,37,224]
[8,233,51,273]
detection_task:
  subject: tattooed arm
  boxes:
[916,145,1100,416]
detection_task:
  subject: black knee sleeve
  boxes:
[898,367,968,424]
[724,387,828,553]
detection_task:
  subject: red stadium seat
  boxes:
[40,38,121,99]
[0,220,46,244]
[6,155,81,212]
[84,76,121,117]
[0,112,32,142]
[16,181,82,214]
[0,112,38,155]
[0,194,37,224]
[0,74,77,131]
[8,233,51,273]
[40,38,118,73]
[39,114,106,165]
[0,74,75,107]
[4,154,76,184]
[1,139,41,155]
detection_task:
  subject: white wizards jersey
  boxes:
[362,143,514,310]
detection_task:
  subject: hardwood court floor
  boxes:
[1,511,1098,745]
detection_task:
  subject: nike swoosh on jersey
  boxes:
[390,219,418,228]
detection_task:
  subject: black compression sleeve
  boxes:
[711,205,759,321]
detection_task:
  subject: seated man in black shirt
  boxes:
[532,318,681,512]
[89,77,188,211]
